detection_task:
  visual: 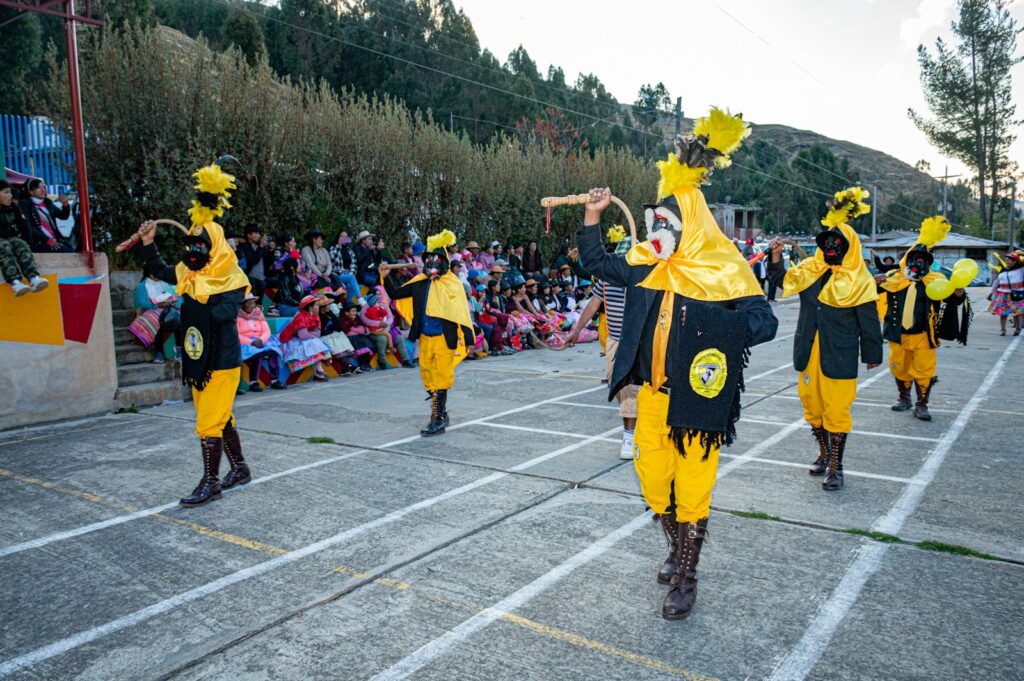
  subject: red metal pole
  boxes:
[64,0,94,267]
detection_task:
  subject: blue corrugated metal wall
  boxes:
[1,114,74,194]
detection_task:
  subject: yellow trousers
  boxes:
[797,334,856,433]
[419,334,457,391]
[633,385,720,523]
[191,367,240,438]
[889,333,936,383]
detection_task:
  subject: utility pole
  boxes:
[933,166,960,218]
[674,97,683,139]
[1010,179,1017,250]
[450,112,454,133]
[870,184,878,242]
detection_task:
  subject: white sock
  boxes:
[622,429,634,445]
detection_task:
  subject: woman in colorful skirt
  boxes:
[279,294,332,381]
[988,250,1024,336]
[237,293,285,391]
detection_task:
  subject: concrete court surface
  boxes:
[1,289,1021,681]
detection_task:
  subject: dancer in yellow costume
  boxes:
[138,164,252,507]
[878,216,969,421]
[577,108,778,620]
[782,187,883,491]
[383,229,474,437]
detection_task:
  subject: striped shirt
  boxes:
[595,280,626,340]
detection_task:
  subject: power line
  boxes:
[211,0,931,233]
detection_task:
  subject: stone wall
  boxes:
[0,253,117,431]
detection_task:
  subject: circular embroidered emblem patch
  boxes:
[689,348,728,398]
[184,326,204,360]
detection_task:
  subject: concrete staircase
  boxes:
[109,272,190,410]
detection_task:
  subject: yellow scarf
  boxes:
[394,272,474,335]
[879,247,945,331]
[174,222,250,304]
[624,185,765,301]
[623,185,763,391]
[782,224,877,308]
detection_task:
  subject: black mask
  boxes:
[424,251,449,279]
[905,251,930,280]
[815,229,849,266]
[183,237,211,271]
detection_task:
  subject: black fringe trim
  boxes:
[182,370,213,392]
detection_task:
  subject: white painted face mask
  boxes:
[643,199,683,261]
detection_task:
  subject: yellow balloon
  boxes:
[953,258,979,280]
[926,278,955,300]
[949,269,972,289]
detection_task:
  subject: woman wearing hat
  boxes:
[138,163,254,507]
[354,230,383,287]
[383,229,475,436]
[237,293,286,392]
[279,294,332,381]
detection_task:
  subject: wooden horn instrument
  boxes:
[115,219,189,252]
[540,193,638,244]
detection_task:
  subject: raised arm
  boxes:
[574,187,631,287]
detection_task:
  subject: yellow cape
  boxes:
[394,272,474,344]
[174,221,250,304]
[624,185,764,301]
[782,224,877,307]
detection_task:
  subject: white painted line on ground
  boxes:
[0,426,621,677]
[474,421,620,443]
[767,334,1020,681]
[368,512,653,681]
[746,362,793,382]
[0,385,606,561]
[768,394,958,414]
[717,454,920,486]
[740,419,940,443]
[552,401,618,411]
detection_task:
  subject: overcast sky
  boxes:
[455,0,1024,191]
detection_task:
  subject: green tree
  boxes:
[222,6,266,66]
[632,82,671,158]
[909,0,1022,229]
[0,11,43,114]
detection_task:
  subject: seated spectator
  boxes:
[329,231,363,304]
[237,223,272,300]
[396,241,423,281]
[555,262,579,289]
[482,279,515,354]
[539,281,558,312]
[279,295,332,381]
[130,263,182,364]
[0,180,48,296]
[301,229,337,289]
[354,230,383,287]
[20,179,73,253]
[522,240,544,280]
[338,301,378,372]
[362,293,414,368]
[315,291,363,373]
[273,256,305,317]
[237,293,285,391]
[554,280,577,312]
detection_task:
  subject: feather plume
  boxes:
[426,228,457,253]
[692,107,751,158]
[607,224,626,244]
[193,164,236,197]
[820,185,870,227]
[656,153,708,200]
[917,215,950,249]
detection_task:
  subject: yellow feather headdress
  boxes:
[821,186,870,228]
[426,229,457,254]
[692,107,752,169]
[916,215,950,249]
[187,163,236,230]
[656,106,750,200]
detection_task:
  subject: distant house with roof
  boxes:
[867,231,1008,284]
[708,202,762,241]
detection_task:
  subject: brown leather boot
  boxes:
[180,437,223,507]
[655,513,679,585]
[891,378,912,411]
[221,420,252,490]
[822,432,847,491]
[809,427,829,476]
[913,379,934,421]
[662,518,707,620]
